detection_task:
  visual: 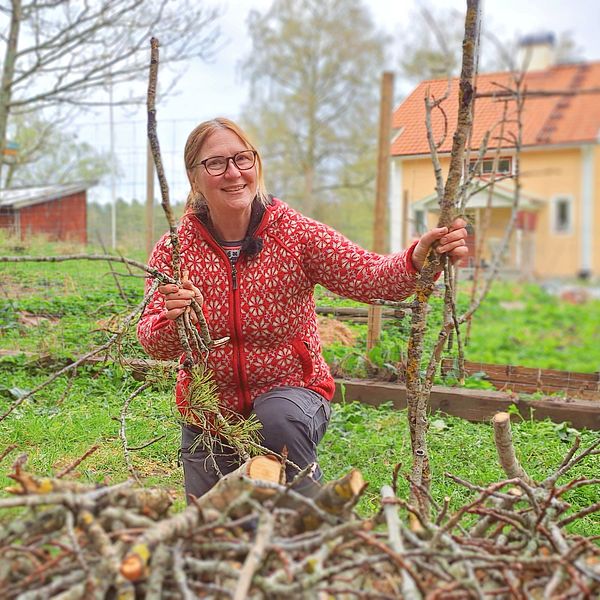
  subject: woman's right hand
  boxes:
[158,277,203,322]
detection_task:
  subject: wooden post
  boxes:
[367,71,394,352]
[145,139,155,257]
[401,189,410,248]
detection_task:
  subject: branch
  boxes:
[0,279,159,422]
[146,37,211,369]
[381,486,423,599]
[492,413,534,484]
[0,253,173,282]
[476,87,600,99]
[233,510,275,600]
[119,382,153,483]
[405,0,482,512]
[56,445,100,479]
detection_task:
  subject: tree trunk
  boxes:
[0,0,22,184]
[405,0,481,513]
[304,164,315,216]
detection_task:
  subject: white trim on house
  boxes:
[580,145,595,273]
[389,158,403,252]
[411,183,545,212]
[549,194,575,236]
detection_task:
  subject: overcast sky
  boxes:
[158,0,600,124]
[82,0,600,205]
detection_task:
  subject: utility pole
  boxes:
[109,74,117,249]
[402,189,410,248]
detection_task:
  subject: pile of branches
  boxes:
[1,413,599,599]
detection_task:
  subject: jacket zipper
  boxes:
[228,257,251,413]
[189,208,273,414]
[231,263,238,291]
[233,208,273,413]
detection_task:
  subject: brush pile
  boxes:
[1,414,599,599]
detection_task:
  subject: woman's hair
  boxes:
[184,117,269,213]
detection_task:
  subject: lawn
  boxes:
[0,236,598,534]
[317,281,600,378]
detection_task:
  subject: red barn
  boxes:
[0,182,94,244]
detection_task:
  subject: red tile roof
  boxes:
[391,61,600,157]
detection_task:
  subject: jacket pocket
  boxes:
[291,338,314,383]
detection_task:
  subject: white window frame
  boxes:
[469,155,514,177]
[413,209,427,236]
[550,195,574,235]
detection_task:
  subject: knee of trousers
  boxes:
[252,390,329,460]
[254,405,299,447]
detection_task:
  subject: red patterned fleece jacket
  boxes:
[137,198,420,417]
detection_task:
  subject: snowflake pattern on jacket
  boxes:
[137,198,420,417]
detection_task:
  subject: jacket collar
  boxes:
[185,195,276,258]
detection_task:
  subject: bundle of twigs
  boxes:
[1,413,598,599]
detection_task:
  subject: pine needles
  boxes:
[180,366,262,462]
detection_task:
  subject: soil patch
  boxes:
[17,311,60,327]
[318,316,356,347]
[0,274,40,298]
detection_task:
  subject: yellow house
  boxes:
[389,58,600,279]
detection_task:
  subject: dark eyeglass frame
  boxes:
[195,150,257,176]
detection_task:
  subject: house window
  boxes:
[413,210,427,236]
[469,157,512,176]
[552,196,573,234]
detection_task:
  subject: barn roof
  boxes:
[0,182,95,210]
[391,61,600,157]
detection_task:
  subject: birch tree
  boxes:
[240,0,386,225]
[0,0,221,181]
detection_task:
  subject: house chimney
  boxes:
[517,32,556,71]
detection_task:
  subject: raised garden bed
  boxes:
[334,378,600,431]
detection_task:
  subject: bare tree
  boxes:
[397,1,587,513]
[401,0,483,512]
[397,4,583,83]
[3,112,115,187]
[240,0,386,222]
[0,0,221,179]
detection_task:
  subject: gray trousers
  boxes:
[180,386,331,500]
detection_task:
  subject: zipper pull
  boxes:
[232,264,238,290]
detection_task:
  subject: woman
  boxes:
[137,117,468,500]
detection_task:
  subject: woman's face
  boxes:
[191,128,258,215]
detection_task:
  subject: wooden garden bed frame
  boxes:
[333,378,600,431]
[440,359,600,400]
[2,351,597,430]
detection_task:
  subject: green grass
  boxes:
[0,236,598,533]
[317,281,600,376]
[0,363,184,502]
[321,401,599,536]
[0,239,146,359]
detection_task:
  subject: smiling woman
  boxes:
[186,127,261,241]
[183,119,270,242]
[137,116,468,502]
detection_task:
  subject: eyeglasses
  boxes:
[196,150,257,176]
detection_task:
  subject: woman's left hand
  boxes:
[411,217,469,272]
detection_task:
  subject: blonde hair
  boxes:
[184,117,269,214]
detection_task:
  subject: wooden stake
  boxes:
[367,71,394,351]
[401,189,410,249]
